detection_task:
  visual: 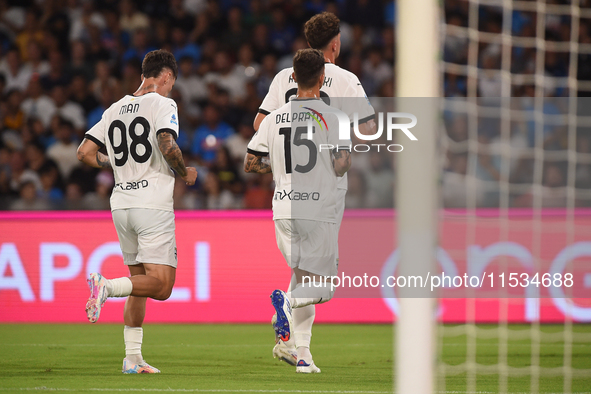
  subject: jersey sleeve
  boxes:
[258,69,286,115]
[154,98,180,140]
[85,114,107,149]
[247,116,270,156]
[343,74,375,124]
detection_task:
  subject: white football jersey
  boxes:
[258,63,374,190]
[248,98,351,222]
[85,92,180,212]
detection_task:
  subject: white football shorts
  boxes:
[274,219,338,277]
[112,208,178,268]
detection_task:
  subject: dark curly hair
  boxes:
[141,49,178,80]
[304,12,341,50]
[293,49,325,89]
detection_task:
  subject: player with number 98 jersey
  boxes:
[85,93,179,212]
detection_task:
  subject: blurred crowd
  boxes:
[0,0,589,211]
[0,0,395,210]
[441,0,591,208]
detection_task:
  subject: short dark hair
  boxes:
[293,49,325,89]
[142,49,178,80]
[304,12,340,50]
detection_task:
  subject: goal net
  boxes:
[434,0,591,393]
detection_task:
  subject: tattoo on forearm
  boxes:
[244,154,272,174]
[332,149,351,176]
[333,149,351,163]
[96,152,111,168]
[157,132,187,177]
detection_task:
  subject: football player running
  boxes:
[77,49,197,374]
[254,12,375,368]
[245,48,352,373]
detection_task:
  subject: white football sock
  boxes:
[294,304,315,360]
[288,282,332,308]
[124,326,143,365]
[106,277,133,297]
[297,346,313,363]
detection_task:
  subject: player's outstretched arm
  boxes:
[157,131,198,185]
[77,138,111,169]
[332,149,351,177]
[244,153,272,174]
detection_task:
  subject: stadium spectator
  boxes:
[2,89,24,131]
[221,6,247,54]
[233,43,260,82]
[122,28,156,64]
[225,116,256,166]
[190,104,234,164]
[20,76,56,129]
[14,9,43,61]
[38,161,64,207]
[269,7,296,55]
[0,46,32,93]
[203,170,240,209]
[10,180,50,210]
[90,60,118,100]
[40,50,71,92]
[205,51,247,104]
[69,75,99,118]
[22,40,50,78]
[67,41,95,83]
[7,150,41,194]
[173,174,199,209]
[118,0,150,34]
[51,85,86,135]
[82,170,113,210]
[171,26,201,64]
[175,56,208,111]
[46,117,79,180]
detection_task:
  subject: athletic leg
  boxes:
[123,264,147,366]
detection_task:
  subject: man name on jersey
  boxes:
[119,102,140,115]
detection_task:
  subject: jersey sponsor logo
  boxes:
[170,114,178,125]
[114,180,149,191]
[274,190,320,201]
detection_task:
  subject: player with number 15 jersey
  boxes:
[85,92,179,212]
[255,12,375,226]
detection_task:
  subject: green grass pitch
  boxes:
[0,324,589,393]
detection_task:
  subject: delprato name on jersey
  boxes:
[85,92,180,212]
[248,98,351,223]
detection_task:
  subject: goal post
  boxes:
[395,0,441,393]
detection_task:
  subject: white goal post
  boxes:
[395,0,440,393]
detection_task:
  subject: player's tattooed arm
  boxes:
[157,131,198,185]
[157,131,187,176]
[96,152,111,168]
[332,148,351,177]
[77,138,111,169]
[244,153,272,174]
